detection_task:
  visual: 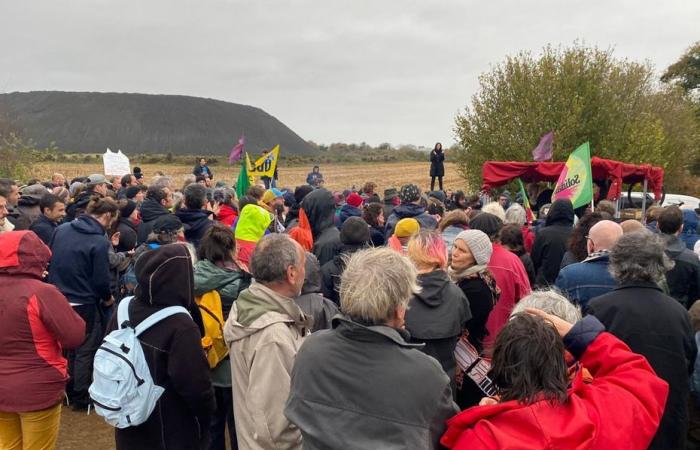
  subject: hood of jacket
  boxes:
[193,259,247,296]
[134,243,194,308]
[70,214,106,236]
[18,195,40,208]
[414,270,452,307]
[393,203,427,219]
[545,199,575,227]
[683,209,698,236]
[302,189,336,237]
[234,204,272,242]
[224,280,311,342]
[339,204,362,220]
[118,217,137,232]
[332,314,424,349]
[217,204,237,222]
[301,252,323,295]
[139,197,170,222]
[0,231,51,279]
[663,233,687,258]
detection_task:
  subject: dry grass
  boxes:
[34,161,468,194]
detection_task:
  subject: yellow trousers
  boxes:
[0,403,62,450]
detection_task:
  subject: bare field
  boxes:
[33,161,467,193]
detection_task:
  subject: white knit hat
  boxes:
[454,229,493,266]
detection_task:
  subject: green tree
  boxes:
[661,41,700,95]
[454,44,700,191]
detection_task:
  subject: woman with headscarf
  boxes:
[447,229,500,409]
[106,243,215,450]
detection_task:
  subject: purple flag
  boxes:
[228,135,245,163]
[531,130,554,161]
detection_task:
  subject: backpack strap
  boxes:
[134,306,191,337]
[117,296,134,329]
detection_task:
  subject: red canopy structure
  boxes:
[482,157,664,201]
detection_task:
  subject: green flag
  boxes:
[236,156,250,200]
[551,142,593,209]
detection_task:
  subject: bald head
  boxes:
[588,220,623,254]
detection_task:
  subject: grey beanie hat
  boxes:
[454,229,493,266]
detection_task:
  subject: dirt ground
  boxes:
[57,407,114,450]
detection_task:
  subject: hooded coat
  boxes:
[285,315,459,450]
[682,209,700,251]
[15,195,42,229]
[531,199,574,287]
[430,148,445,177]
[48,215,111,305]
[663,233,700,308]
[0,231,85,413]
[216,204,238,228]
[440,316,669,450]
[234,205,272,267]
[320,244,364,305]
[405,270,471,389]
[295,253,339,332]
[29,214,58,246]
[107,244,215,450]
[385,203,438,239]
[137,197,171,244]
[224,281,312,450]
[65,190,95,222]
[175,208,214,248]
[302,189,342,266]
[116,217,138,252]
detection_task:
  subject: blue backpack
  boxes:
[89,296,190,428]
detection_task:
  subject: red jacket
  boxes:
[441,330,669,450]
[0,231,85,413]
[217,204,238,228]
[521,225,535,254]
[484,244,531,347]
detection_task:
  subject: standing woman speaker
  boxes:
[430,142,446,191]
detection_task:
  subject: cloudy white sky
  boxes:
[1,0,698,147]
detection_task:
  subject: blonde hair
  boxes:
[407,230,448,270]
[340,247,420,325]
[482,202,506,222]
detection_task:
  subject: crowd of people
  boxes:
[1,167,700,450]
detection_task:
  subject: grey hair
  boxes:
[250,234,302,283]
[482,202,506,221]
[505,203,527,226]
[511,290,582,323]
[151,176,173,190]
[340,247,420,325]
[609,230,674,284]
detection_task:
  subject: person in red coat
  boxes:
[469,212,531,347]
[441,309,669,450]
[0,231,86,449]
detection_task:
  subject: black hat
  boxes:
[469,212,503,240]
[120,200,137,219]
[340,216,370,246]
[294,185,314,204]
[125,186,141,200]
[152,214,184,233]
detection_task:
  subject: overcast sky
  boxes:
[1,0,698,147]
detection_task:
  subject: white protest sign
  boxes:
[103,148,131,176]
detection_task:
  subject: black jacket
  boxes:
[405,270,471,388]
[116,218,138,252]
[587,282,696,450]
[109,244,215,450]
[65,190,96,222]
[48,215,111,304]
[285,316,459,449]
[295,253,339,333]
[663,233,700,308]
[192,164,213,179]
[175,208,213,248]
[531,199,574,287]
[429,149,445,177]
[29,214,58,246]
[385,203,438,239]
[369,224,385,247]
[137,198,170,244]
[302,189,342,266]
[320,245,364,305]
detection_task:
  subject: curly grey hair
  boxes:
[511,290,581,323]
[505,203,527,226]
[340,247,420,325]
[609,231,674,285]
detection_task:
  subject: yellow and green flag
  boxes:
[247,145,280,179]
[551,142,593,209]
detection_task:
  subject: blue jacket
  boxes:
[48,215,112,305]
[555,254,617,310]
[681,209,700,251]
[175,208,213,248]
[335,204,362,228]
[29,214,58,246]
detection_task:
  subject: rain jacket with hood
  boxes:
[175,207,214,248]
[441,316,669,450]
[385,203,438,239]
[320,244,366,305]
[224,280,311,450]
[663,232,700,308]
[682,209,700,251]
[48,214,111,305]
[0,231,85,413]
[335,203,362,228]
[15,195,41,229]
[531,199,574,287]
[136,197,170,244]
[302,189,342,266]
[216,204,238,228]
[107,243,215,450]
[405,270,471,389]
[234,204,272,267]
[295,253,339,332]
[285,315,459,450]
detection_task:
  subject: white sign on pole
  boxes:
[103,148,131,176]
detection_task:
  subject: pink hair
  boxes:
[407,231,448,270]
